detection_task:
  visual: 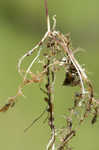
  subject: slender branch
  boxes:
[24,108,47,132]
[44,0,48,18]
[46,59,54,130]
[54,35,87,95]
[44,58,55,150]
[44,0,50,32]
[57,130,76,150]
[18,31,49,76]
[24,47,42,80]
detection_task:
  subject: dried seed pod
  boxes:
[63,71,80,86]
[67,118,72,130]
[0,97,15,112]
[44,97,49,102]
[0,103,11,112]
[91,107,98,124]
[73,92,82,107]
[63,63,80,86]
[23,79,31,85]
[91,114,97,124]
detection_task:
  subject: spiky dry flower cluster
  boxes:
[0,0,99,150]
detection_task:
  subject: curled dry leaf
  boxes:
[0,97,15,112]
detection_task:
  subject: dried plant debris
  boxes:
[0,0,99,150]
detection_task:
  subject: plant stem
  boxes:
[44,0,48,18]
[44,0,50,32]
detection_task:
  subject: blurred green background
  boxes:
[0,0,99,150]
